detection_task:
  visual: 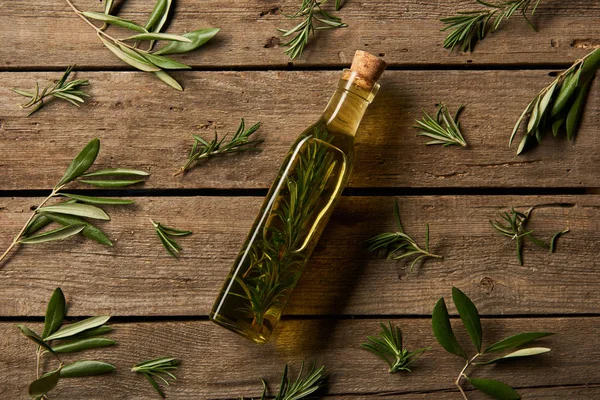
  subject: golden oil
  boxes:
[210,53,386,343]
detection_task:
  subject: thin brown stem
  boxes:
[455,353,480,400]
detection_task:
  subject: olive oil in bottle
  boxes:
[210,51,387,344]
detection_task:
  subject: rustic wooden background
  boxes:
[1,0,599,399]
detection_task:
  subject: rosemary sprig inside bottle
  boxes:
[11,66,89,116]
[441,0,542,52]
[366,200,442,271]
[279,0,347,59]
[414,103,468,147]
[174,119,262,176]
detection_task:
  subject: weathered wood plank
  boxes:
[0,195,597,317]
[1,318,598,398]
[1,1,598,69]
[1,71,598,190]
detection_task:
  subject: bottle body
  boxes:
[210,71,378,343]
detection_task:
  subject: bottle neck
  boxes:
[322,70,380,137]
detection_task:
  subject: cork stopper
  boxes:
[343,50,387,91]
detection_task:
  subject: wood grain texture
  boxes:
[1,318,598,399]
[1,1,598,69]
[2,71,599,190]
[0,195,597,317]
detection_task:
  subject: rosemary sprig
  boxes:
[366,200,442,271]
[260,362,326,400]
[414,103,468,147]
[11,66,89,116]
[441,0,542,52]
[64,0,219,90]
[132,357,179,398]
[18,288,116,400]
[433,287,554,400]
[362,322,430,373]
[174,119,262,176]
[490,207,569,266]
[511,48,600,154]
[150,219,192,258]
[0,138,149,265]
[279,0,347,59]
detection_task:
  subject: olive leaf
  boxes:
[465,377,521,400]
[16,325,57,356]
[60,193,135,205]
[29,369,61,397]
[65,325,113,341]
[82,168,150,178]
[154,28,220,55]
[484,332,554,353]
[60,360,116,378]
[52,338,116,354]
[18,224,85,245]
[82,11,146,32]
[432,297,467,359]
[78,179,146,188]
[37,203,110,221]
[125,32,191,43]
[452,287,482,353]
[476,347,551,365]
[42,288,66,339]
[56,138,100,188]
[45,316,111,341]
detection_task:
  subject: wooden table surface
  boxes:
[1,1,599,399]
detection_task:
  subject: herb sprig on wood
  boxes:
[259,362,326,400]
[0,138,149,265]
[279,0,347,59]
[414,103,468,147]
[132,357,179,398]
[511,48,600,154]
[17,288,116,400]
[362,322,430,373]
[433,287,554,400]
[441,0,542,52]
[12,66,90,116]
[366,200,442,271]
[151,219,192,257]
[175,119,262,176]
[490,207,569,265]
[64,0,219,90]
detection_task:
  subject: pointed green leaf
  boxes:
[37,203,110,221]
[60,360,116,378]
[126,32,191,43]
[82,168,149,177]
[566,79,592,141]
[143,373,166,398]
[145,0,169,30]
[19,224,85,244]
[133,357,178,370]
[552,116,565,137]
[578,48,600,86]
[142,53,191,70]
[465,377,521,400]
[551,69,581,117]
[29,368,61,397]
[52,338,116,353]
[56,138,100,188]
[154,70,183,91]
[42,212,113,247]
[452,287,482,353]
[104,0,114,14]
[82,12,146,32]
[153,28,220,55]
[23,214,53,237]
[476,347,551,364]
[484,332,554,353]
[16,325,56,355]
[45,316,111,341]
[526,96,541,134]
[79,179,145,188]
[42,288,66,339]
[61,193,134,205]
[99,37,160,72]
[432,297,467,358]
[66,325,113,341]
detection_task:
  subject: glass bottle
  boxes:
[210,51,386,344]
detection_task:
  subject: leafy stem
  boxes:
[414,103,468,147]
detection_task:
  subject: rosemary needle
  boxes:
[414,103,468,147]
[150,219,192,258]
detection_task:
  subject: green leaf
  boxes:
[537,81,556,121]
[126,32,191,43]
[19,224,85,244]
[42,212,113,247]
[99,37,160,72]
[45,316,111,341]
[145,0,169,30]
[432,297,467,358]
[484,332,554,353]
[56,138,100,188]
[42,288,66,339]
[452,287,482,353]
[66,325,113,341]
[104,0,114,14]
[82,12,146,32]
[476,347,551,364]
[142,52,191,70]
[133,357,178,370]
[552,116,565,137]
[79,179,145,188]
[154,70,183,91]
[143,373,166,398]
[551,69,581,117]
[526,96,541,134]
[61,193,134,205]
[465,377,521,400]
[37,203,110,221]
[578,48,600,86]
[23,214,53,236]
[60,360,116,378]
[52,337,116,353]
[82,168,149,177]
[153,28,220,55]
[566,79,592,141]
[29,368,61,397]
[16,325,56,355]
